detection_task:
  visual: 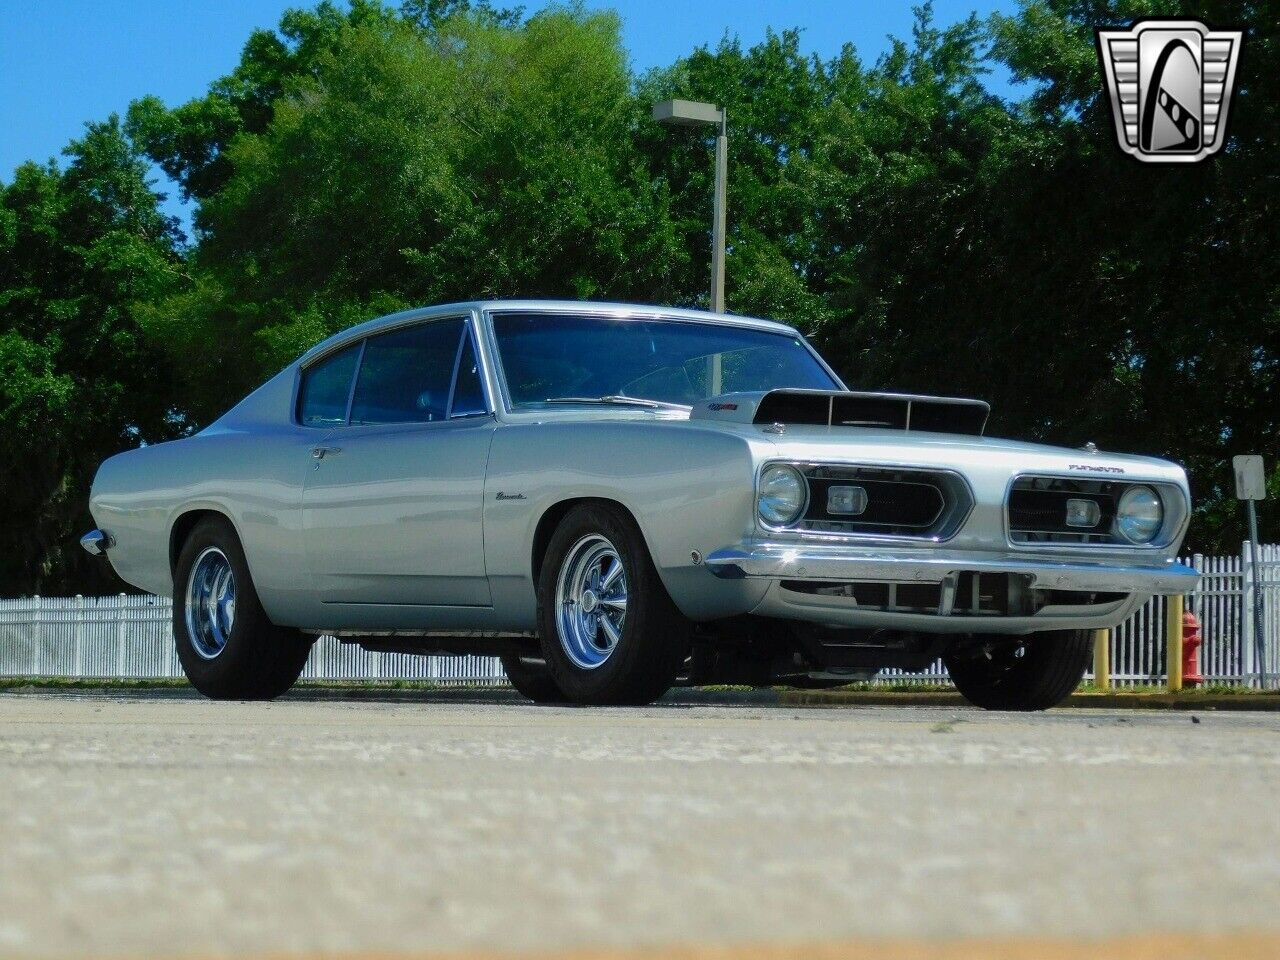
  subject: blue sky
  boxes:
[1,0,1019,216]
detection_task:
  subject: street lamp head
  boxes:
[652,98,729,313]
[652,98,724,128]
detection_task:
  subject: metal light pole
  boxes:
[653,98,728,313]
[1247,509,1267,690]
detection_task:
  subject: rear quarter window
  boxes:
[297,343,361,426]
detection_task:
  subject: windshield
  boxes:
[491,312,839,409]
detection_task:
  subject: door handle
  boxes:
[312,446,342,459]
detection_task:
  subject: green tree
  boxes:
[638,27,854,323]
[978,0,1279,551]
[0,118,183,593]
[131,3,682,421]
[127,1,403,207]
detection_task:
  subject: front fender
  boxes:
[483,420,771,628]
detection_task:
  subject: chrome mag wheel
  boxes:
[184,546,236,660]
[555,534,628,670]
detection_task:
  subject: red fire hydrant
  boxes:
[1182,610,1204,687]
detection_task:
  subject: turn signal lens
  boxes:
[828,485,868,516]
[1065,498,1102,528]
[758,465,807,527]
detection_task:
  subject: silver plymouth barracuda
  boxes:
[83,300,1197,708]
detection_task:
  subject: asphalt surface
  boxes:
[1,690,1278,959]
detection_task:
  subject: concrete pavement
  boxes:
[0,691,1277,958]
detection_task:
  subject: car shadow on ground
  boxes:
[0,681,794,708]
[285,684,790,708]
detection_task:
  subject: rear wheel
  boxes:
[944,629,1093,711]
[537,503,690,705]
[500,654,565,704]
[173,516,312,700]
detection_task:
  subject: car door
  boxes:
[302,315,495,615]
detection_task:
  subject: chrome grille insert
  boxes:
[794,465,971,540]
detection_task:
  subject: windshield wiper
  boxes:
[542,395,690,411]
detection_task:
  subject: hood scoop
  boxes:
[692,389,990,436]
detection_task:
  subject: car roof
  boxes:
[297,299,803,367]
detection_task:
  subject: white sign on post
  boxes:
[1233,455,1267,501]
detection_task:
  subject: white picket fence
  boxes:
[0,595,506,685]
[1,545,1277,688]
[871,545,1279,687]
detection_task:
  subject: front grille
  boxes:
[782,580,943,611]
[1008,475,1126,544]
[805,477,942,528]
[780,575,1128,616]
[794,465,969,539]
[783,574,1010,614]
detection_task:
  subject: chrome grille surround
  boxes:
[758,462,974,542]
[1005,474,1188,548]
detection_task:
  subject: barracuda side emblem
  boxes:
[1068,464,1126,474]
[494,492,527,501]
[1096,19,1243,163]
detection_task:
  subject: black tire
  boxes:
[944,629,1093,711]
[537,503,690,705]
[500,654,566,703]
[173,516,313,700]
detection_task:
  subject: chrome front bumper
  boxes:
[80,529,114,556]
[704,541,1199,595]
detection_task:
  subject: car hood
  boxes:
[501,393,1185,485]
[680,388,1186,484]
[749,423,1186,483]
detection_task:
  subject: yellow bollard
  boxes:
[1093,629,1111,691]
[1167,593,1184,693]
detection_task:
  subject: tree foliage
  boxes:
[129,2,681,418]
[0,118,182,592]
[3,0,1278,592]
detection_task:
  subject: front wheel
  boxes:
[536,503,690,705]
[944,629,1093,711]
[173,516,313,700]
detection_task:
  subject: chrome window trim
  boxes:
[1002,473,1189,551]
[753,460,975,544]
[445,322,468,416]
[299,305,475,370]
[293,312,494,428]
[445,320,494,419]
[343,338,368,424]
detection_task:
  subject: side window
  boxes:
[350,319,464,425]
[450,328,487,417]
[297,343,361,427]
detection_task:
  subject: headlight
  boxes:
[1115,485,1163,543]
[758,464,807,526]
